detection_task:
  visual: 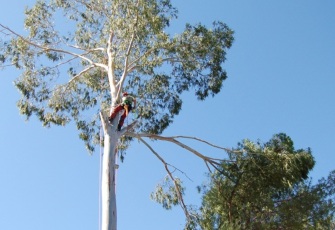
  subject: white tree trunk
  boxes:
[101,118,119,230]
[99,108,136,230]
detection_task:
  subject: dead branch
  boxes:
[130,133,227,168]
[0,28,10,36]
[124,130,240,220]
[170,135,237,153]
[166,163,193,182]
[137,136,191,220]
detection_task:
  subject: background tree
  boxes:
[0,0,234,229]
[193,133,335,230]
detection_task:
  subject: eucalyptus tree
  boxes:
[193,133,335,230]
[0,0,234,229]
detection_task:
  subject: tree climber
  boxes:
[108,92,137,131]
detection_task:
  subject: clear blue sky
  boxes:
[1,1,334,229]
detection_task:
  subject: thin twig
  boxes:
[166,163,193,182]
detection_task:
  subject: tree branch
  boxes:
[0,63,16,68]
[137,136,191,220]
[0,28,10,36]
[0,23,106,69]
[126,56,181,74]
[107,30,116,96]
[68,44,105,53]
[54,56,79,68]
[99,110,108,134]
[115,33,135,95]
[127,46,157,71]
[67,65,96,86]
[119,120,138,136]
[116,8,139,98]
[167,163,194,182]
[130,133,228,169]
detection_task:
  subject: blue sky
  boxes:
[1,1,335,229]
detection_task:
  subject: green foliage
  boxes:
[118,135,133,162]
[0,0,233,153]
[190,134,335,230]
[150,176,185,210]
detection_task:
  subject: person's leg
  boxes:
[117,110,127,131]
[110,105,124,118]
[109,105,123,123]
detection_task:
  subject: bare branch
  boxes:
[205,161,213,173]
[167,163,193,182]
[107,30,116,95]
[99,111,108,134]
[170,135,239,153]
[115,34,135,94]
[116,8,139,98]
[67,64,95,86]
[0,23,105,68]
[68,44,105,53]
[0,28,10,36]
[54,56,79,68]
[131,133,225,166]
[126,56,181,74]
[137,136,191,220]
[0,63,16,68]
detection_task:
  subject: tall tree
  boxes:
[0,0,234,229]
[192,133,335,230]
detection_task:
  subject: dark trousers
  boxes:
[109,104,132,128]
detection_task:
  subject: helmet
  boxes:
[123,92,128,96]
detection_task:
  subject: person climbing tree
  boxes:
[108,92,137,131]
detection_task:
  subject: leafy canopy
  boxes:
[190,133,335,230]
[0,0,234,152]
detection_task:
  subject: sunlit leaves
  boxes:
[1,0,234,154]
[151,176,185,210]
[191,134,335,229]
[169,21,233,100]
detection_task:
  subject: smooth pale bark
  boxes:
[100,111,120,230]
